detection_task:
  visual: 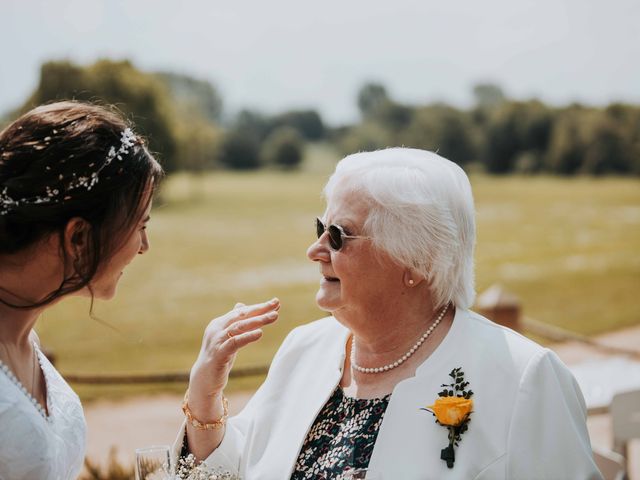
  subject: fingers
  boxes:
[199,298,280,363]
[227,309,278,337]
[218,329,264,358]
[218,307,278,359]
[223,298,280,327]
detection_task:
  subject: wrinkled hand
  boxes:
[188,298,280,403]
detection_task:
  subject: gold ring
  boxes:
[227,330,234,339]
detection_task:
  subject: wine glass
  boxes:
[135,445,172,480]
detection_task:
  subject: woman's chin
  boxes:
[316,303,334,313]
[98,289,117,301]
[84,282,118,301]
[315,290,339,313]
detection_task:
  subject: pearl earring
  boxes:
[408,279,414,286]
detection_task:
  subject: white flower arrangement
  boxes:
[175,454,240,480]
[0,128,137,215]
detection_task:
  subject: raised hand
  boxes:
[184,298,280,459]
[189,298,280,397]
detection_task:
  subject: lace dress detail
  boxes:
[291,386,391,479]
[0,344,86,480]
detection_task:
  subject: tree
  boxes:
[28,61,85,103]
[602,104,640,174]
[271,110,325,140]
[217,129,262,170]
[483,101,553,174]
[398,105,477,165]
[339,122,393,155]
[473,83,506,110]
[174,119,221,171]
[357,83,389,119]
[372,101,414,132]
[22,59,181,172]
[582,118,630,174]
[356,82,413,132]
[261,127,304,169]
[234,109,272,142]
[155,71,223,122]
[546,106,589,175]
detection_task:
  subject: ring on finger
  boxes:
[227,330,234,339]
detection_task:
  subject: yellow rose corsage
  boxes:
[421,367,474,468]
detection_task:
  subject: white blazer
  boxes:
[176,309,602,479]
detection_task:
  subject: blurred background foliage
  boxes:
[2,57,637,400]
[2,58,639,176]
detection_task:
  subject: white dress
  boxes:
[0,343,86,480]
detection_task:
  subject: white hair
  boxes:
[324,148,476,309]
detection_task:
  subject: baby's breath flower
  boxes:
[175,454,240,480]
[0,128,137,216]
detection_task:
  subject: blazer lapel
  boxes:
[367,310,466,479]
[249,320,350,478]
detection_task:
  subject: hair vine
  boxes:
[0,128,138,216]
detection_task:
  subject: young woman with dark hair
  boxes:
[0,101,164,479]
[0,101,282,478]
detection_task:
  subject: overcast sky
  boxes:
[2,0,639,125]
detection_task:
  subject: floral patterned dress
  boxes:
[291,386,391,479]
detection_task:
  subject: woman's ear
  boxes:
[403,270,425,287]
[63,217,92,265]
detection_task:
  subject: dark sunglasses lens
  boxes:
[316,218,324,239]
[327,225,343,250]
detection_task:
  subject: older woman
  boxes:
[180,148,601,479]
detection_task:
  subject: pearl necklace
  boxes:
[0,345,48,419]
[350,303,450,374]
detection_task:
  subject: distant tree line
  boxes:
[2,59,638,175]
[342,82,640,175]
[3,59,310,172]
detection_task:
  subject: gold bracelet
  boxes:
[182,390,229,430]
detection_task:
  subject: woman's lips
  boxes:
[322,275,339,282]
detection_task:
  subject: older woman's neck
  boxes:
[343,295,448,354]
[341,302,455,397]
[358,292,438,336]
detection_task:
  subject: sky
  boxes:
[1,0,639,125]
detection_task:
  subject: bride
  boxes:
[0,101,164,479]
[0,101,279,479]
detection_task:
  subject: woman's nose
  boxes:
[307,233,330,263]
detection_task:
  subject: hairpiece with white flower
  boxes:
[0,128,137,216]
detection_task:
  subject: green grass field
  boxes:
[37,157,640,401]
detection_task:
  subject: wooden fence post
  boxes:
[475,284,522,332]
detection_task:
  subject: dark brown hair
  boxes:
[0,101,164,308]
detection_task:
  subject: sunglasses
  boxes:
[316,217,370,251]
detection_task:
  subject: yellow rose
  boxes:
[427,396,473,426]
